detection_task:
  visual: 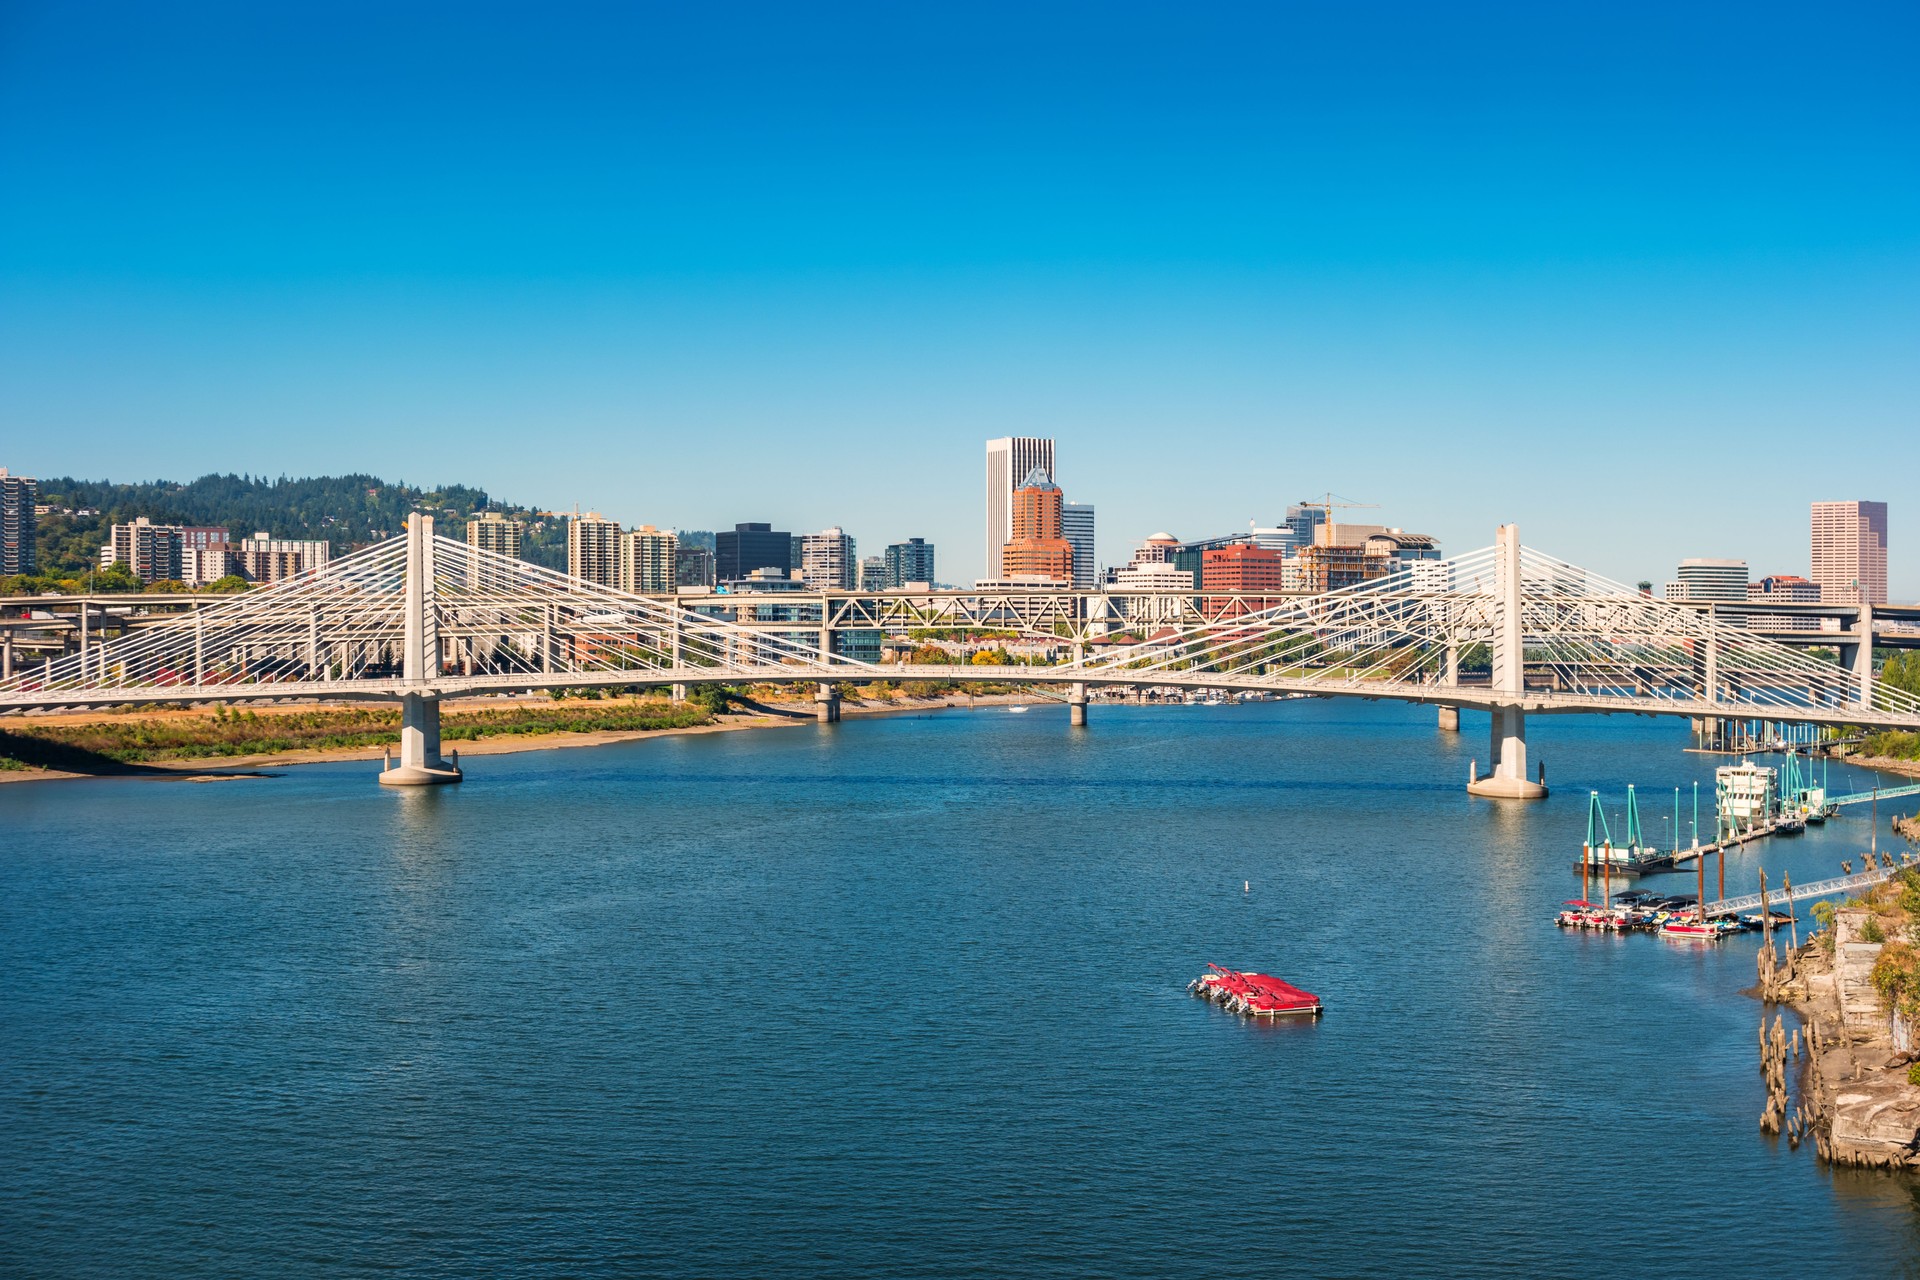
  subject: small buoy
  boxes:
[1244,881,1250,893]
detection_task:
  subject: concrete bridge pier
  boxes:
[671,683,688,703]
[380,691,463,786]
[1467,705,1547,798]
[1437,706,1459,732]
[1466,525,1546,799]
[379,512,463,787]
[1069,683,1089,727]
[1847,603,1875,707]
[815,682,840,723]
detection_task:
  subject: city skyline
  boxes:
[11,460,1904,602]
[3,7,1916,591]
[8,8,1920,1272]
[5,462,1903,600]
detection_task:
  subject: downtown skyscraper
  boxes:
[1810,500,1888,605]
[984,437,1053,577]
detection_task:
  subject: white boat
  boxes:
[1715,761,1777,839]
[1007,705,1029,714]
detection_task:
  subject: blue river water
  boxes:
[5,699,1920,1278]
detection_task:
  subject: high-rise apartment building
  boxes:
[182,527,228,555]
[1665,558,1748,603]
[859,555,890,590]
[0,468,38,574]
[568,512,623,588]
[1810,500,1888,605]
[230,532,330,583]
[101,517,185,583]
[623,525,677,593]
[716,522,792,582]
[173,528,232,585]
[1061,502,1095,589]
[466,511,524,558]
[798,527,857,590]
[462,512,523,591]
[985,437,1054,577]
[885,537,936,588]
[1000,468,1073,582]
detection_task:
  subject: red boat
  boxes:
[1189,964,1323,1018]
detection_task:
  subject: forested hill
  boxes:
[33,474,568,575]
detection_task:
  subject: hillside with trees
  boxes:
[27,474,570,582]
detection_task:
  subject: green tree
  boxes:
[1882,652,1920,699]
[93,561,141,592]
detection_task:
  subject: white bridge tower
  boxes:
[379,513,463,786]
[1467,523,1547,799]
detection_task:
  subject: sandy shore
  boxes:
[1843,753,1920,783]
[0,691,1050,785]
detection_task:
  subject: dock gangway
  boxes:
[1827,782,1920,809]
[1703,857,1916,919]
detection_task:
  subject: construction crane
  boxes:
[1293,493,1380,547]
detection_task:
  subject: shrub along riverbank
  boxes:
[1865,731,1920,762]
[0,698,712,770]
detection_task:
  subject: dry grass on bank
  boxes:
[0,698,711,770]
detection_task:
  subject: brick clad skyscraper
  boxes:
[999,468,1074,582]
[1810,501,1888,605]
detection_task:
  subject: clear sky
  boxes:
[2,1,1916,590]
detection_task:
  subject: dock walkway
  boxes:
[1829,781,1920,808]
[1703,860,1914,919]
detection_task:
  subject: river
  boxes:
[5,700,1919,1277]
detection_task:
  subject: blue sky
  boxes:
[2,1,1916,588]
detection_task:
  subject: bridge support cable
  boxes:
[1507,547,1918,723]
[5,524,1920,752]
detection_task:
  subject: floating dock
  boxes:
[1189,964,1322,1018]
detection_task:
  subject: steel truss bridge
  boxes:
[3,519,1917,787]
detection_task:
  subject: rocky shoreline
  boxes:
[1760,907,1920,1170]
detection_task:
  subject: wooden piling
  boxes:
[1784,870,1797,950]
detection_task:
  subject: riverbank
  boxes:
[1763,887,1920,1170]
[0,690,1050,783]
[1843,752,1920,783]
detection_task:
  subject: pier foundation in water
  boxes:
[378,692,464,786]
[1467,704,1547,799]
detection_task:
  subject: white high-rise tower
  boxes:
[985,437,1054,577]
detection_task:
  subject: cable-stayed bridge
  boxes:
[3,519,1917,788]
